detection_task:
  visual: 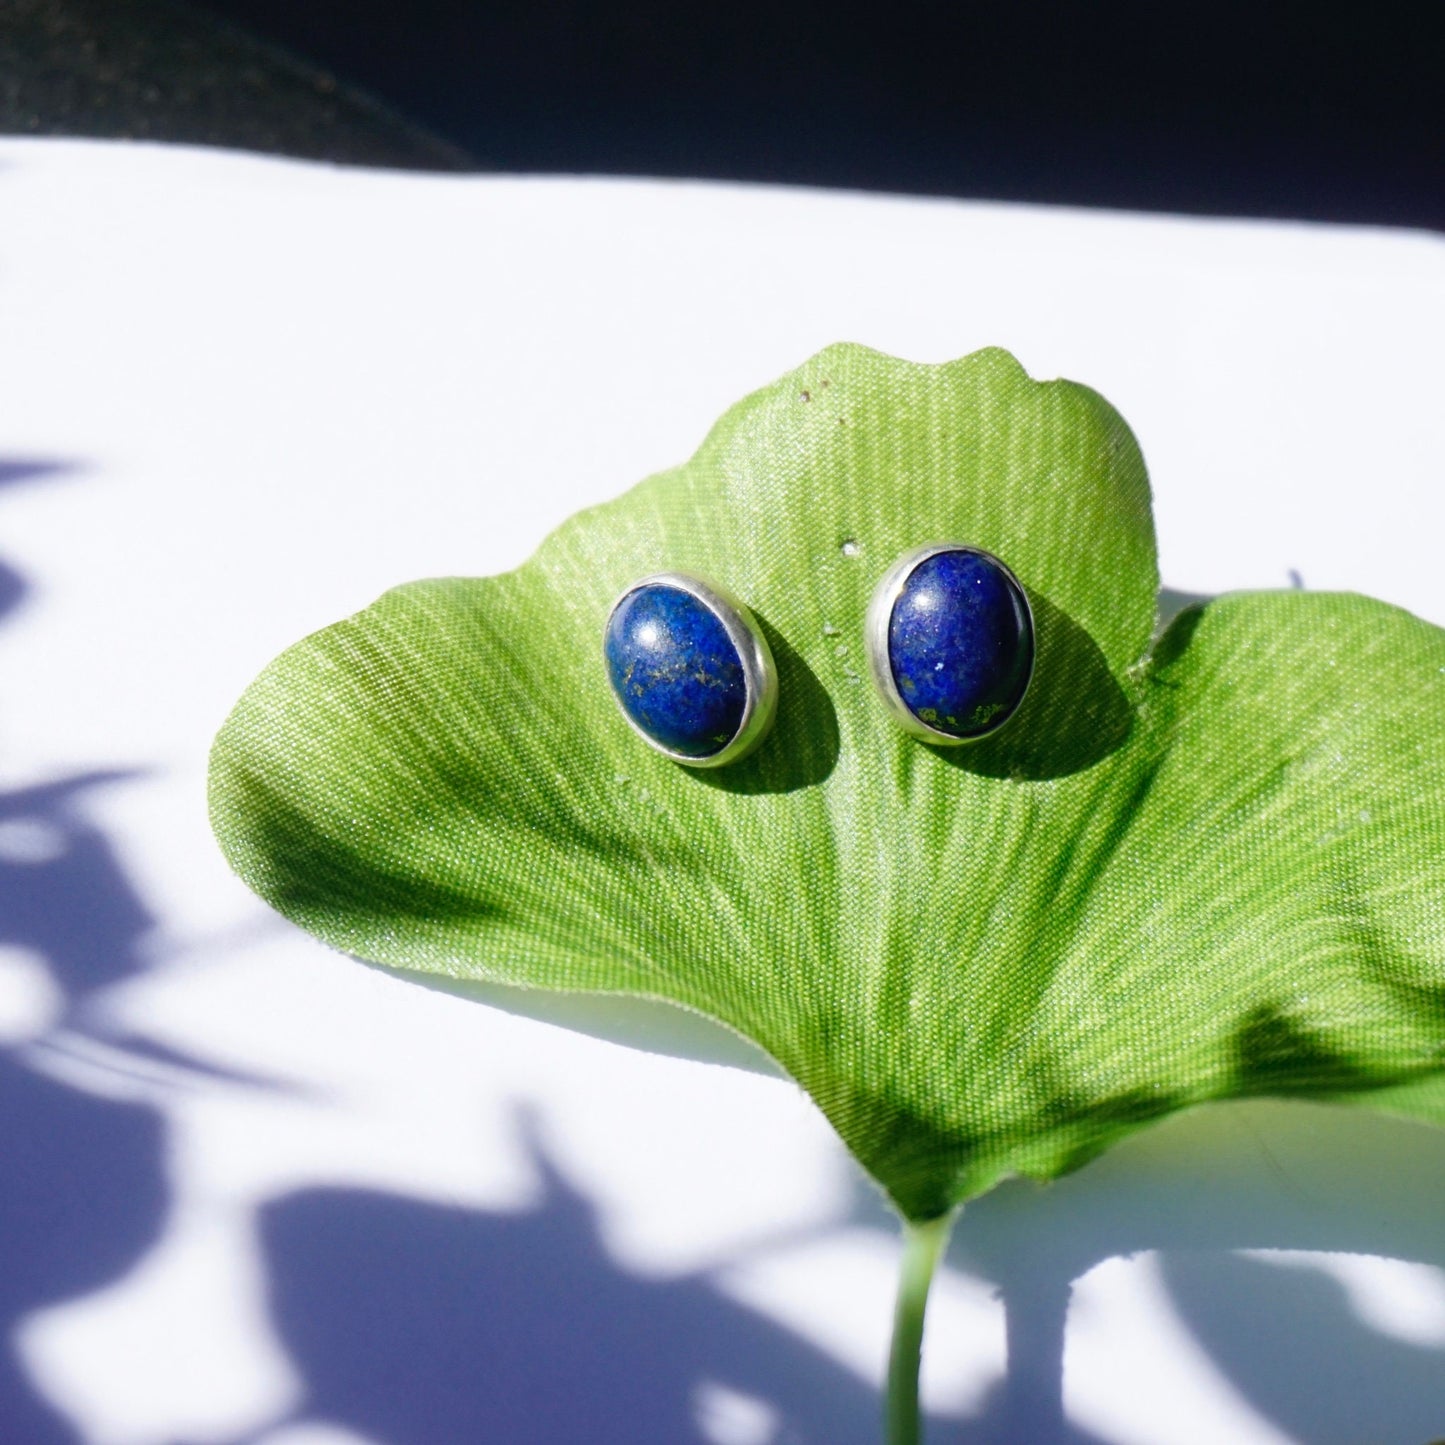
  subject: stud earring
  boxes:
[865,543,1034,744]
[604,573,778,767]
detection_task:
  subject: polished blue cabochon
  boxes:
[887,549,1033,738]
[605,584,748,758]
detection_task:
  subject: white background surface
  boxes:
[2,137,1445,1444]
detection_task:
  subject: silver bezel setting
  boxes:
[604,571,779,768]
[864,542,1035,746]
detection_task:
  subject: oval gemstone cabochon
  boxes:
[887,549,1033,738]
[605,583,748,758]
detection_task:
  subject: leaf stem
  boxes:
[886,1207,958,1445]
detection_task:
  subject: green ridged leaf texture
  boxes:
[210,345,1445,1221]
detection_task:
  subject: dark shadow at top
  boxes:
[259,1114,889,1445]
[0,0,470,170]
[162,0,1445,231]
[693,610,839,796]
[940,591,1133,782]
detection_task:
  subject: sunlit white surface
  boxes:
[1066,1254,1299,1445]
[1,137,1444,1444]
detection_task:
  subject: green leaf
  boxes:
[209,344,1445,1221]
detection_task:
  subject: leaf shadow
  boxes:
[0,458,76,490]
[1233,1001,1395,1094]
[1,772,154,998]
[385,963,785,1075]
[258,1109,884,1445]
[692,609,840,795]
[1155,586,1215,629]
[0,1054,167,1443]
[936,591,1133,781]
[0,735,169,1441]
[0,556,23,625]
[0,457,80,627]
[0,461,288,1438]
[1163,1249,1445,1444]
[844,1095,1445,1444]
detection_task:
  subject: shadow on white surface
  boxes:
[0,460,74,628]
[391,970,784,1078]
[258,1113,882,1445]
[1166,1247,1445,1443]
[0,460,167,1442]
[4,463,1445,1445]
[942,1099,1445,1443]
[0,1048,166,1444]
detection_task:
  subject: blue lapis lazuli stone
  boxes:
[605,584,747,758]
[888,549,1033,738]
